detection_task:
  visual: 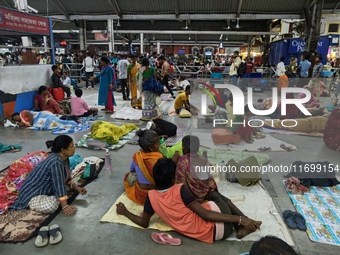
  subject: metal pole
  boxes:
[107,19,113,52]
[49,18,55,64]
[140,33,144,54]
[79,20,85,51]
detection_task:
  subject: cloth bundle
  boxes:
[285,177,309,194]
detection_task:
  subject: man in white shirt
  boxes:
[117,55,130,100]
[61,72,71,87]
[82,52,95,89]
[276,57,286,77]
[229,51,242,87]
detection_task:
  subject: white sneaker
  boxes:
[4,119,18,127]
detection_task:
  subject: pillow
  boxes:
[179,109,192,118]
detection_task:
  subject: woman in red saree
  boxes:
[33,85,63,114]
[124,130,163,205]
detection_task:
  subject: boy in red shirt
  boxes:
[117,158,262,243]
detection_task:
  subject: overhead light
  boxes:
[225,35,229,41]
[227,25,230,30]
[235,18,240,29]
[188,36,191,40]
[152,35,155,40]
[27,5,39,14]
[185,20,188,29]
[117,18,121,27]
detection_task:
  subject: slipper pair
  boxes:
[151,232,181,246]
[35,224,63,247]
[282,210,306,230]
[280,144,292,152]
[258,147,271,151]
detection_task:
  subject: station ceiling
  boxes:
[1,0,339,46]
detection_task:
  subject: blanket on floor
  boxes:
[0,143,22,154]
[28,111,90,134]
[79,115,104,122]
[100,181,293,245]
[284,181,340,246]
[263,127,324,137]
[196,132,297,152]
[165,123,191,146]
[0,157,104,243]
[111,106,142,120]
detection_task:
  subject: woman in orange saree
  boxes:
[124,130,163,205]
[127,55,142,109]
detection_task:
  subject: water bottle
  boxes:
[104,149,112,171]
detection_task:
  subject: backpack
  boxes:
[237,62,246,77]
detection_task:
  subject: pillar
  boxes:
[79,20,86,51]
[140,33,144,54]
[305,0,324,53]
[43,36,48,53]
[157,41,161,54]
[107,19,114,52]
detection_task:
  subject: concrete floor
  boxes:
[0,83,339,255]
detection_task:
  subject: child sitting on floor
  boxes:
[116,157,262,243]
[174,85,199,116]
[71,88,99,117]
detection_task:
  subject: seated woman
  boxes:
[230,105,264,143]
[34,85,63,114]
[124,130,164,205]
[10,135,87,215]
[117,158,262,243]
[176,135,261,239]
[11,111,34,127]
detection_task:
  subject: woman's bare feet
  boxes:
[236,221,262,239]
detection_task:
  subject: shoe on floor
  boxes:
[35,226,49,247]
[294,212,307,230]
[282,210,297,229]
[49,224,62,245]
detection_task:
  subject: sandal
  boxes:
[49,224,63,245]
[151,232,181,246]
[258,147,271,152]
[35,226,49,247]
[280,144,292,152]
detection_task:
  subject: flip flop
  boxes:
[35,226,49,247]
[282,210,297,229]
[151,232,181,246]
[294,212,307,231]
[49,224,63,245]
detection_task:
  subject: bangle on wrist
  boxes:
[62,205,69,210]
[238,216,242,225]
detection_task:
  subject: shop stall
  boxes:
[0,7,55,119]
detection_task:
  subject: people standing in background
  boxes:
[159,56,175,99]
[229,51,242,87]
[297,55,311,88]
[82,52,95,90]
[287,57,298,87]
[242,57,254,90]
[308,55,324,101]
[117,55,130,101]
[276,57,288,95]
[110,53,119,68]
[127,55,142,109]
[149,52,157,69]
[61,54,71,72]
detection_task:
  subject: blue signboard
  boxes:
[288,38,326,54]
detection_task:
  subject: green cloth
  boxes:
[159,142,183,158]
[230,115,244,133]
[0,143,22,154]
[90,121,138,145]
[226,156,261,186]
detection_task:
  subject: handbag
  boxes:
[83,163,98,179]
[142,69,164,95]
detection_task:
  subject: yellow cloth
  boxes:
[90,121,138,144]
[174,92,188,110]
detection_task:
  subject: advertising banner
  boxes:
[0,7,50,35]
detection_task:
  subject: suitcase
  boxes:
[53,88,64,102]
[211,129,241,145]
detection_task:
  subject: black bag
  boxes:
[237,62,246,77]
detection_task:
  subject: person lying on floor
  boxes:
[71,88,99,117]
[145,115,177,138]
[11,111,34,127]
[117,158,262,243]
[10,135,87,215]
[124,129,179,205]
[174,85,199,116]
[230,105,264,143]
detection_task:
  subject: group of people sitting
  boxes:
[121,130,262,243]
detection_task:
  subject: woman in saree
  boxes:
[124,129,163,205]
[12,111,34,127]
[175,135,261,239]
[33,85,63,114]
[92,57,116,113]
[138,58,159,121]
[127,55,142,109]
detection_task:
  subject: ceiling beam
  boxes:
[237,0,244,17]
[107,0,121,17]
[53,29,278,36]
[49,13,301,21]
[333,2,340,13]
[3,0,12,8]
[50,0,70,20]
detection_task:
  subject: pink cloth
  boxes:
[71,97,89,116]
[207,201,224,241]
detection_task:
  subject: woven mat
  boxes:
[165,123,191,146]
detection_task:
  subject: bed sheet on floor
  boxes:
[111,106,142,120]
[196,132,297,152]
[283,181,340,246]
